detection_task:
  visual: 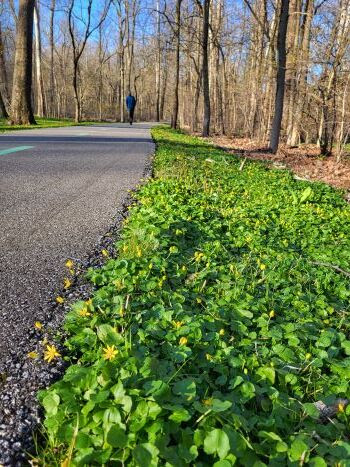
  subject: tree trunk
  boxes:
[202,0,211,137]
[155,0,161,121]
[0,24,10,116]
[171,0,182,129]
[10,0,36,125]
[49,0,55,117]
[269,0,289,153]
[34,1,46,118]
[0,91,8,118]
[73,61,80,122]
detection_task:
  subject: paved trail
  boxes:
[0,123,155,464]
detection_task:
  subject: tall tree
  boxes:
[201,0,210,136]
[48,0,56,117]
[0,24,10,118]
[9,0,36,125]
[34,1,46,117]
[171,0,183,129]
[269,0,289,153]
[68,0,111,122]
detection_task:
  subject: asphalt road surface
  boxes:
[0,123,155,464]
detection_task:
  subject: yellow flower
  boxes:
[173,321,183,329]
[101,249,109,257]
[305,353,312,360]
[103,345,118,361]
[85,298,92,306]
[78,307,91,317]
[56,296,64,304]
[203,398,213,406]
[34,321,43,330]
[119,306,125,317]
[181,265,187,272]
[219,329,225,336]
[338,402,345,413]
[269,310,275,318]
[194,251,204,262]
[179,337,188,346]
[44,345,61,363]
[28,351,38,359]
[260,264,266,271]
[64,278,71,289]
[65,259,74,269]
[136,246,142,257]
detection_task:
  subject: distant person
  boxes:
[126,92,136,125]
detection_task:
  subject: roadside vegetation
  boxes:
[36,126,350,465]
[0,117,99,133]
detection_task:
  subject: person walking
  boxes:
[126,92,136,125]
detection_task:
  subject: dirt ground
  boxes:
[208,136,350,193]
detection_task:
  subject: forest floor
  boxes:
[0,117,100,132]
[208,136,350,192]
[34,126,350,465]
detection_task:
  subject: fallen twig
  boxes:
[311,261,350,278]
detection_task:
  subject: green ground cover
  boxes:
[0,117,98,132]
[37,127,350,465]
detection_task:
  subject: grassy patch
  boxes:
[35,126,350,465]
[0,117,99,132]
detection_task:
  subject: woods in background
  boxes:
[0,0,349,154]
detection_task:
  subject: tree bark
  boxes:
[34,1,46,117]
[269,0,289,153]
[155,0,161,121]
[49,0,55,117]
[0,24,10,117]
[10,0,36,125]
[202,0,211,136]
[171,0,182,129]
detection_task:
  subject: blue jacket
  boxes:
[126,95,136,110]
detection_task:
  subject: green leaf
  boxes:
[300,187,312,203]
[143,380,169,397]
[97,324,122,346]
[204,429,230,459]
[309,457,327,467]
[213,461,232,467]
[106,425,128,448]
[258,431,282,442]
[211,399,232,412]
[133,443,159,467]
[288,439,308,462]
[240,382,255,400]
[230,375,244,389]
[169,408,191,423]
[42,393,60,416]
[256,366,275,384]
[173,378,196,401]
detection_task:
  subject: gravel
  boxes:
[0,127,154,465]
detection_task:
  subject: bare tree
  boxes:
[9,0,36,125]
[48,0,56,117]
[269,0,289,153]
[68,0,111,122]
[171,0,183,129]
[34,0,46,117]
[202,0,210,136]
[0,23,10,118]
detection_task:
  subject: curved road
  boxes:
[0,123,155,464]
